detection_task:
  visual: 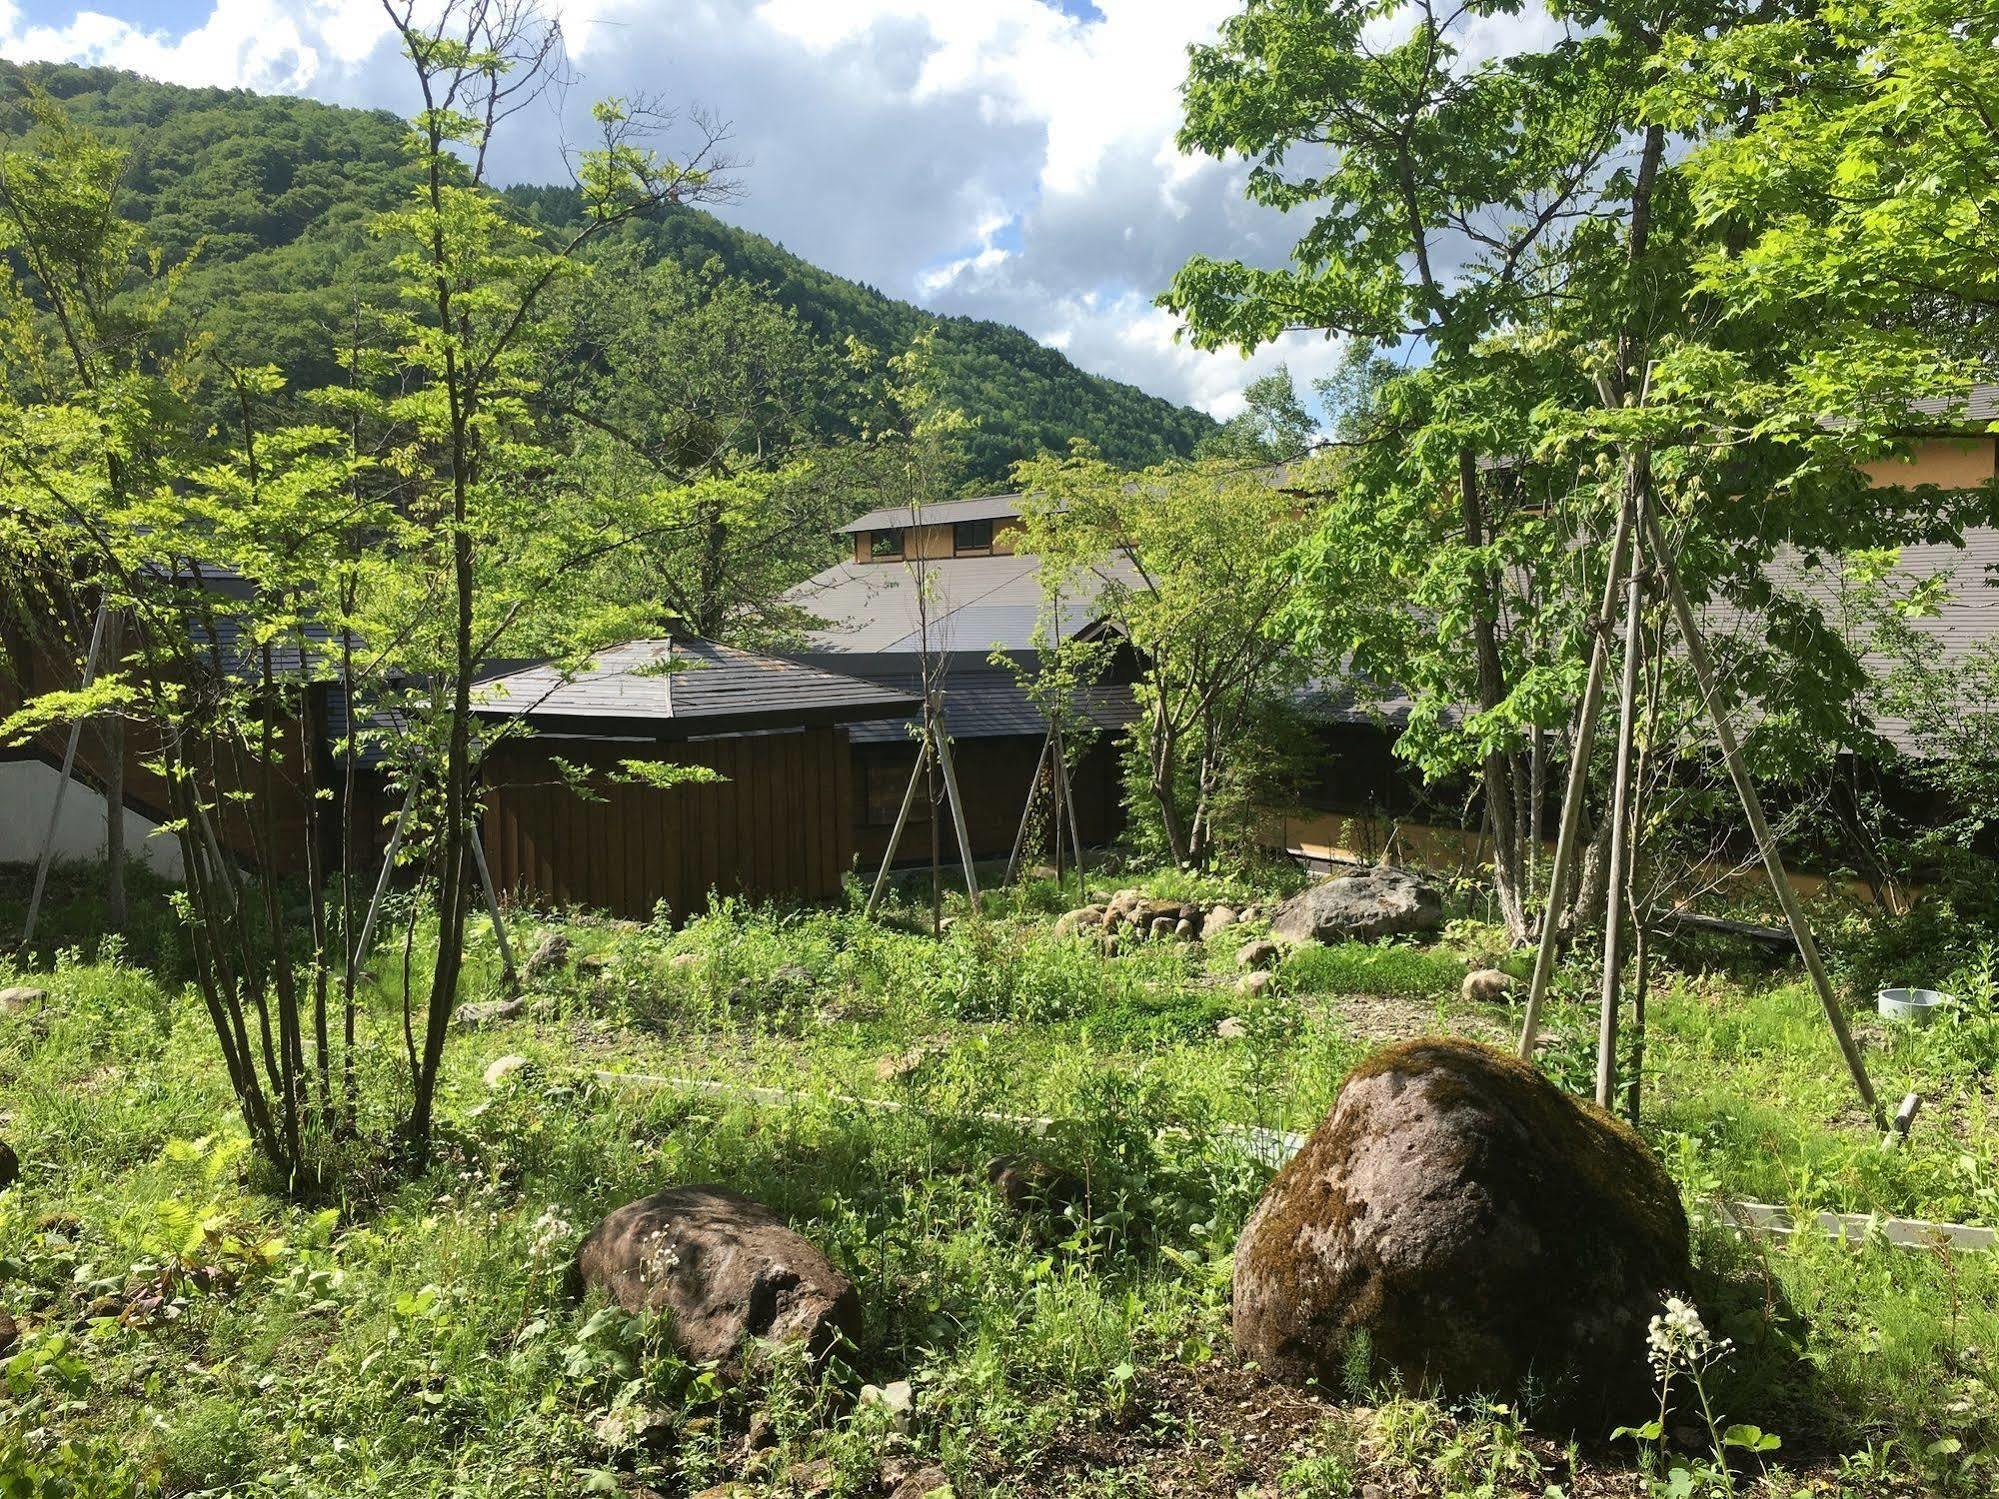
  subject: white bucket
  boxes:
[1877,988,1949,1026]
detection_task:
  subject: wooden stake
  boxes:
[21,603,110,950]
[865,741,930,918]
[1640,500,1885,1129]
[468,818,516,984]
[1004,730,1054,886]
[1054,724,1086,877]
[933,719,980,910]
[1517,495,1638,1056]
[351,779,420,980]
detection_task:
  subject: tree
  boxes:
[539,248,848,644]
[359,0,731,1166]
[1195,363,1317,463]
[1163,0,1624,937]
[0,89,374,1186]
[1013,450,1317,868]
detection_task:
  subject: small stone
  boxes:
[669,952,701,973]
[1150,915,1176,939]
[0,986,46,1015]
[1237,970,1275,999]
[1217,1016,1247,1040]
[0,1308,17,1353]
[0,1138,17,1190]
[577,953,610,974]
[523,930,571,979]
[986,1155,1086,1221]
[1174,918,1196,940]
[1236,939,1280,972]
[483,1054,528,1089]
[938,916,958,935]
[887,1467,952,1499]
[452,998,527,1031]
[876,1048,931,1083]
[1200,906,1240,940]
[770,964,813,988]
[1461,968,1514,1005]
[1052,905,1105,939]
[860,1378,914,1431]
[784,1457,837,1496]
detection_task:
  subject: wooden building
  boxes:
[784,494,1140,866]
[473,639,916,919]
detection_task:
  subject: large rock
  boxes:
[571,1186,858,1369]
[0,985,45,1016]
[1200,905,1240,940]
[1232,1038,1689,1432]
[1270,868,1443,945]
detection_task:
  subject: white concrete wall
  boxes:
[0,759,185,879]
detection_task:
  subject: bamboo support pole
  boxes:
[865,740,931,918]
[21,604,110,950]
[1640,500,1884,1129]
[1003,730,1053,886]
[351,780,420,979]
[933,718,981,910]
[467,820,516,983]
[1517,495,1639,1056]
[1054,726,1086,877]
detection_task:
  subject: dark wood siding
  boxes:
[482,726,858,920]
[850,733,1123,869]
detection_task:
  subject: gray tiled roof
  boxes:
[1905,382,1999,427]
[789,657,1138,744]
[471,638,916,735]
[835,493,1026,535]
[1298,529,1999,758]
[785,551,1139,654]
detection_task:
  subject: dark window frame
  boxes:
[953,518,995,554]
[869,528,904,560]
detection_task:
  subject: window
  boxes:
[953,518,994,554]
[869,528,903,560]
[865,754,928,826]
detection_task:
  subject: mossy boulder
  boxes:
[1231,1038,1689,1432]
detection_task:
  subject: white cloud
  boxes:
[0,0,388,91]
[0,0,1559,419]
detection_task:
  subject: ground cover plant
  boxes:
[2,866,1995,1498]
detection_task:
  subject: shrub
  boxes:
[1278,940,1468,1001]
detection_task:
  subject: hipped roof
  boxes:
[470,637,917,739]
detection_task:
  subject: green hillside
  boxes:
[0,60,1215,485]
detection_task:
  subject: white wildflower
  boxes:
[527,1205,573,1261]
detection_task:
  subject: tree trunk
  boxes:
[1457,447,1528,941]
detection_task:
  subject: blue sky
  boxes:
[0,0,1511,416]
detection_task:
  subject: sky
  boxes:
[0,0,1540,419]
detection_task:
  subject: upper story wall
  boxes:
[851,515,1025,565]
[1861,436,1998,489]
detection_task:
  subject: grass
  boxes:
[0,864,1995,1496]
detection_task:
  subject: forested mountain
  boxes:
[0,60,1214,486]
